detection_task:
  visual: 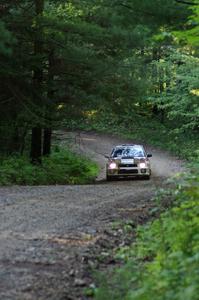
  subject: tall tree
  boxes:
[0,0,193,156]
[30,0,44,163]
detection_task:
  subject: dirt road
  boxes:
[0,132,184,300]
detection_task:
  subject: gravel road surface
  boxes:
[0,131,185,300]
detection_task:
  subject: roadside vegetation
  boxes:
[0,149,99,185]
[95,169,199,300]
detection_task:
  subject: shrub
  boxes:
[0,149,99,185]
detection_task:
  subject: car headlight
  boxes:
[140,162,147,168]
[109,162,117,169]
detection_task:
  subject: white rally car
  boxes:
[106,144,152,181]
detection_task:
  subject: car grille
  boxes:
[119,163,137,167]
[118,169,138,174]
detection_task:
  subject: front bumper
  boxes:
[107,164,151,177]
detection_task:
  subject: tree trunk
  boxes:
[20,124,28,155]
[30,0,44,164]
[42,49,54,156]
[152,47,159,115]
[11,127,20,154]
[43,128,52,156]
[31,127,42,164]
[152,47,165,122]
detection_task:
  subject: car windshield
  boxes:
[112,146,145,158]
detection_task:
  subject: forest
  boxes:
[0,0,199,299]
[0,0,198,160]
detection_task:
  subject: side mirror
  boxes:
[147,153,152,158]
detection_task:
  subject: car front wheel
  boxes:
[106,174,114,181]
[143,175,150,180]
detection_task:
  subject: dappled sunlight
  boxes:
[190,89,199,96]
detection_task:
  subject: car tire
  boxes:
[143,175,150,180]
[106,175,114,181]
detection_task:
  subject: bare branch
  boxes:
[175,0,198,5]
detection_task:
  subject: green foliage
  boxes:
[0,0,191,155]
[174,0,199,46]
[95,170,199,300]
[149,49,199,132]
[0,149,99,185]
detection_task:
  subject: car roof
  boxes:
[114,144,143,148]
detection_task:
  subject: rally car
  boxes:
[106,144,152,180]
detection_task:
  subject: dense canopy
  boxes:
[0,0,198,161]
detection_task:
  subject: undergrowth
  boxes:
[95,167,199,300]
[0,148,99,185]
